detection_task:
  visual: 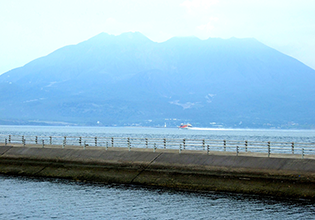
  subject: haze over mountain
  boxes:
[1,32,314,128]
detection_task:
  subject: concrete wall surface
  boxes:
[1,145,315,199]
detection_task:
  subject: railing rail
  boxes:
[1,134,314,158]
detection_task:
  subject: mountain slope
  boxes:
[0,32,314,128]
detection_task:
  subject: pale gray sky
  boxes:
[1,0,314,74]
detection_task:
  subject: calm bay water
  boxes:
[1,125,315,143]
[1,126,315,219]
[1,175,315,220]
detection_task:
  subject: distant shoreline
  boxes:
[0,124,315,131]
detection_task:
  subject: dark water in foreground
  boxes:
[1,176,315,220]
[1,126,315,219]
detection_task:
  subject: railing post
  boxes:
[42,140,45,148]
[164,138,166,149]
[22,136,25,146]
[179,144,182,153]
[145,138,148,148]
[202,139,205,151]
[153,143,156,152]
[207,145,209,155]
[50,136,52,145]
[35,136,38,144]
[236,146,239,156]
[268,141,270,157]
[8,135,11,143]
[63,136,66,148]
[79,137,82,146]
[302,148,304,159]
[291,142,294,154]
[5,138,7,146]
[183,139,186,150]
[245,140,248,152]
[111,137,114,147]
[95,137,97,147]
[128,138,131,151]
[84,141,86,150]
[223,140,226,151]
[106,142,108,150]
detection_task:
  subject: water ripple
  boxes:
[1,176,314,219]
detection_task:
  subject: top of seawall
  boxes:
[1,144,315,180]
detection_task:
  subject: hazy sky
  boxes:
[1,0,314,74]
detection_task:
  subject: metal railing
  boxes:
[1,134,314,158]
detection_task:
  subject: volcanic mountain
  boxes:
[0,32,314,128]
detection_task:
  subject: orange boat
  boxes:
[179,123,192,129]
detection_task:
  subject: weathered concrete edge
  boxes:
[1,146,315,199]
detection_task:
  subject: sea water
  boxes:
[0,126,315,219]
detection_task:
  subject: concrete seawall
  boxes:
[1,145,315,199]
